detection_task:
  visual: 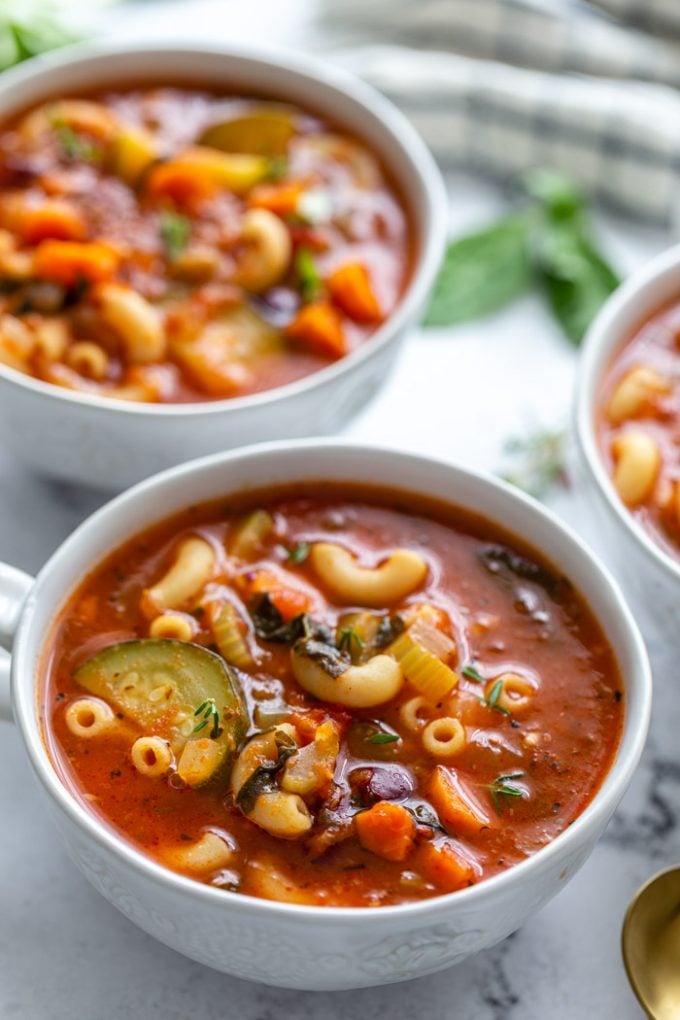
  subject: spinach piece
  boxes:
[373,615,405,648]
[250,594,310,643]
[293,636,349,679]
[424,211,534,328]
[235,733,297,815]
[478,545,564,598]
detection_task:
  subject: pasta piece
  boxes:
[248,790,312,839]
[388,631,458,702]
[399,695,435,731]
[164,831,235,874]
[177,737,226,787]
[606,365,669,424]
[281,720,339,796]
[210,602,253,669]
[65,341,109,380]
[141,536,215,617]
[64,697,115,738]
[234,208,292,292]
[130,735,174,777]
[422,717,466,758]
[247,857,318,904]
[612,430,661,506]
[0,314,34,370]
[487,673,535,714]
[149,612,196,642]
[310,543,427,606]
[92,283,166,364]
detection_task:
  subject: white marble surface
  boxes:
[1,2,679,1017]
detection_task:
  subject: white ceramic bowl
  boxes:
[575,243,680,620]
[0,441,650,990]
[0,43,446,491]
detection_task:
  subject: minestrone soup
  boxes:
[0,88,410,403]
[43,487,623,907]
[598,300,680,560]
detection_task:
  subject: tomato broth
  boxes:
[43,486,623,907]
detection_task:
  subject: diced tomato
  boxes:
[237,568,313,621]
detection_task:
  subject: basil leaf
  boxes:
[533,222,619,345]
[423,212,534,327]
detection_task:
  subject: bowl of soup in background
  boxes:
[0,42,446,490]
[575,242,680,624]
[0,441,650,989]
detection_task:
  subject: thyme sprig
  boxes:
[489,772,526,813]
[193,698,222,739]
[337,626,364,656]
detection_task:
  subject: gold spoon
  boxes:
[622,866,680,1019]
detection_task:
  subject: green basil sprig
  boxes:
[425,169,620,345]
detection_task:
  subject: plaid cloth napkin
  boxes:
[313,0,680,223]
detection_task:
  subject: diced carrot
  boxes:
[417,840,476,892]
[428,766,491,837]
[355,801,416,862]
[147,147,268,204]
[238,568,313,621]
[248,181,306,217]
[327,262,382,323]
[286,300,347,359]
[20,200,87,245]
[33,240,120,287]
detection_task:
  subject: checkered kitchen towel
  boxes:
[312,0,680,224]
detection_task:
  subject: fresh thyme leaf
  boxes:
[296,247,323,302]
[192,697,221,738]
[367,731,399,745]
[501,428,567,500]
[54,124,101,164]
[462,663,486,684]
[287,541,310,565]
[337,626,364,656]
[489,771,526,813]
[267,155,288,181]
[424,211,534,327]
[159,212,190,261]
[484,678,510,716]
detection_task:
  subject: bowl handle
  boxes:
[0,563,35,722]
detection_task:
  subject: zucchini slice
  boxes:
[74,639,248,771]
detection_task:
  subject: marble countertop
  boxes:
[1,3,679,1016]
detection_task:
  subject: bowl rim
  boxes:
[0,39,447,417]
[12,439,651,924]
[575,241,680,585]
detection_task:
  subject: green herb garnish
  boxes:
[296,247,323,302]
[266,155,288,181]
[489,772,525,813]
[52,122,101,164]
[424,169,619,345]
[367,731,400,745]
[462,663,486,684]
[159,212,190,261]
[287,541,310,565]
[484,679,510,716]
[501,428,567,500]
[337,626,365,656]
[193,698,221,739]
